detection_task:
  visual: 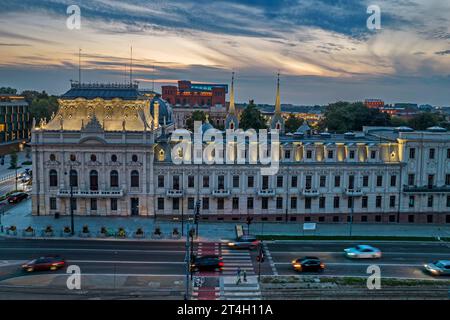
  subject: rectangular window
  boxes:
[363,176,369,187]
[428,174,434,188]
[111,198,118,211]
[262,176,269,189]
[445,174,450,186]
[305,198,312,209]
[158,175,164,188]
[319,196,326,209]
[188,197,194,210]
[248,176,254,188]
[390,175,397,187]
[277,176,283,188]
[371,150,376,159]
[447,148,450,159]
[188,176,195,188]
[50,197,57,210]
[327,150,334,159]
[291,176,298,188]
[173,198,180,210]
[334,175,341,187]
[90,198,97,211]
[333,196,340,209]
[427,215,433,223]
[203,176,209,188]
[429,148,435,159]
[347,197,353,209]
[447,195,450,208]
[409,196,415,208]
[276,197,283,209]
[157,198,164,210]
[376,196,382,208]
[284,150,291,159]
[247,197,254,210]
[233,175,239,188]
[202,197,209,210]
[232,197,239,210]
[217,198,224,210]
[348,175,355,189]
[173,176,180,190]
[291,197,297,209]
[349,150,355,159]
[70,198,77,211]
[218,175,225,189]
[427,195,433,208]
[389,195,396,208]
[362,196,368,208]
[305,175,312,189]
[262,198,269,210]
[376,175,383,187]
[320,176,326,188]
[409,148,415,159]
[408,174,415,186]
[306,150,312,159]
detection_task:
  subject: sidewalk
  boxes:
[0,151,31,180]
[1,199,450,241]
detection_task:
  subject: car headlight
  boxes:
[291,260,297,264]
[347,252,356,256]
[228,242,235,246]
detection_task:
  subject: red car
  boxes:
[8,192,28,204]
[22,256,66,272]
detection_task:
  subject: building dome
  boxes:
[150,97,173,125]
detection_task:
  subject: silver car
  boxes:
[344,245,382,259]
[424,260,450,276]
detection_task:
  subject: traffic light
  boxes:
[246,216,253,225]
[194,200,201,223]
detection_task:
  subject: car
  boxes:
[190,255,224,272]
[292,256,325,272]
[424,260,450,276]
[344,245,382,259]
[22,256,66,272]
[227,235,260,249]
[7,192,28,204]
[21,175,31,183]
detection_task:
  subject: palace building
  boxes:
[31,79,450,224]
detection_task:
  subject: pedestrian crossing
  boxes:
[220,247,255,276]
[220,276,261,300]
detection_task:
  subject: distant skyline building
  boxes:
[162,80,228,107]
[0,94,30,155]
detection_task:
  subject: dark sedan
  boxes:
[190,255,224,272]
[8,192,28,204]
[227,235,260,250]
[22,256,66,272]
[292,257,325,272]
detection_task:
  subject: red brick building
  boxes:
[162,80,228,106]
[364,99,385,109]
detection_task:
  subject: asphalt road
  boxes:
[0,238,449,289]
[267,241,450,280]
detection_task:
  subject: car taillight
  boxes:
[293,264,301,268]
[320,263,325,268]
[218,262,224,267]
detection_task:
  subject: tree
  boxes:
[239,100,267,130]
[285,114,304,133]
[28,95,59,122]
[320,101,391,133]
[9,152,18,169]
[407,112,445,130]
[186,110,207,131]
[0,87,17,94]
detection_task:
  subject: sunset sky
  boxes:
[1,0,450,105]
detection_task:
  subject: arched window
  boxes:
[90,154,97,162]
[110,170,119,188]
[132,154,138,162]
[90,170,98,191]
[111,154,117,162]
[70,154,76,161]
[50,154,56,161]
[49,169,58,187]
[70,169,78,187]
[131,170,139,188]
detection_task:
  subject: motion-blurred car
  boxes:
[190,255,224,272]
[292,256,325,272]
[21,174,31,183]
[344,245,382,259]
[7,192,28,204]
[424,260,450,276]
[227,235,260,249]
[22,256,66,272]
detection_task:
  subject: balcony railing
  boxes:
[258,189,275,197]
[302,189,320,197]
[57,189,124,198]
[212,189,231,197]
[345,188,364,196]
[166,189,184,197]
[403,185,450,193]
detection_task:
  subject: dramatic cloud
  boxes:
[1,0,450,105]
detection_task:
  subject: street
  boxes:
[0,237,449,299]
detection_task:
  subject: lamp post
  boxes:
[65,165,75,236]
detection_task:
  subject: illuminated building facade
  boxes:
[0,94,30,153]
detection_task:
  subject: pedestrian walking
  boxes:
[236,267,242,285]
[243,270,247,282]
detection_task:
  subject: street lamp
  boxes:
[65,165,75,236]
